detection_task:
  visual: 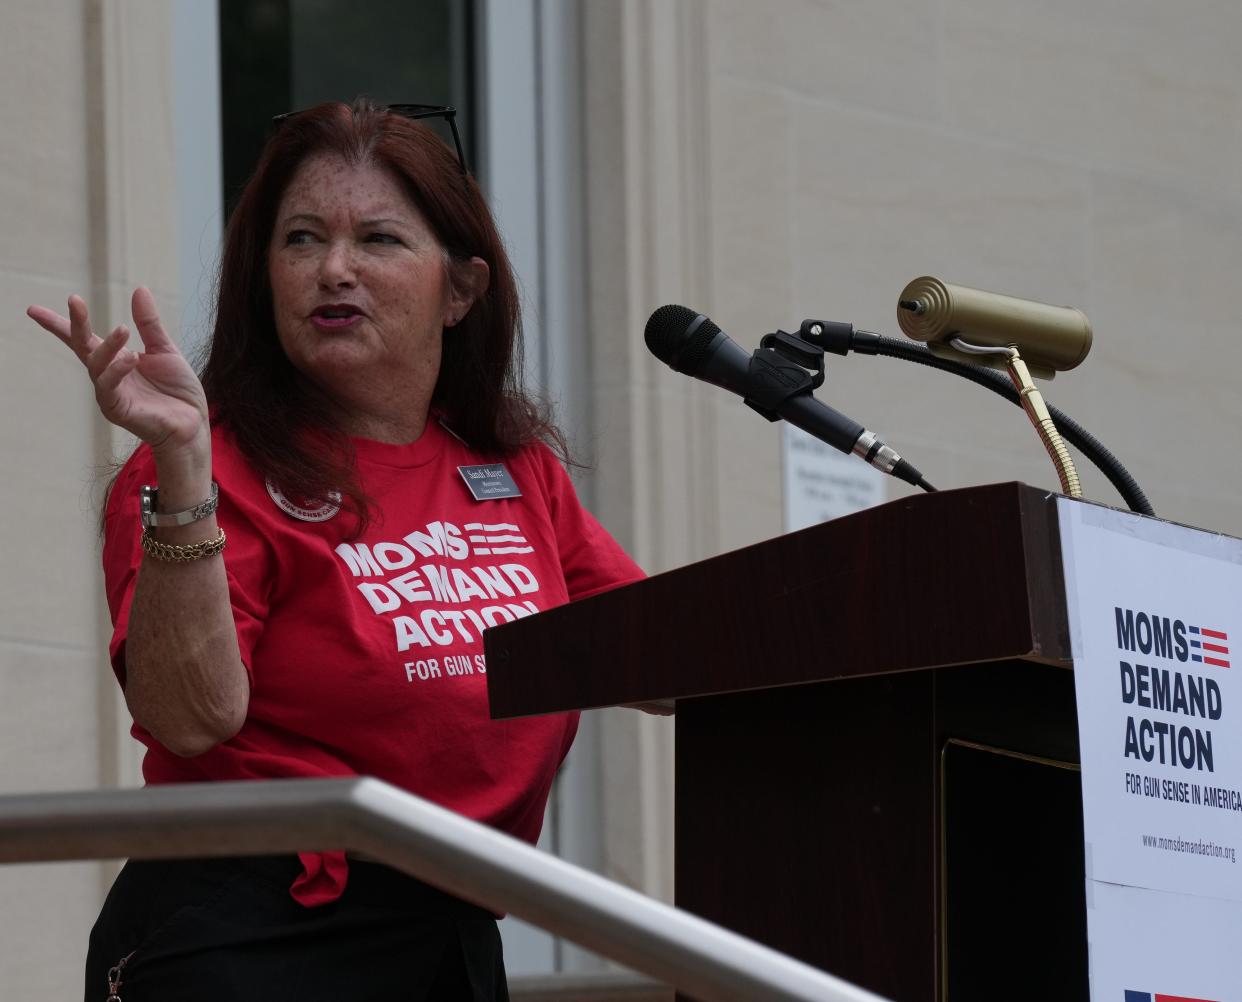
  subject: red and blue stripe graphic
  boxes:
[1188,624,1230,668]
[1125,991,1219,1002]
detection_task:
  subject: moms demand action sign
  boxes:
[1059,500,1242,1000]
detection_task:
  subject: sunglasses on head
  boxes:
[271,103,469,176]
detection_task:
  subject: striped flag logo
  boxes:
[1188,624,1230,668]
[1125,991,1220,1002]
[465,522,534,556]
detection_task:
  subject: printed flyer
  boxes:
[1059,499,1242,1000]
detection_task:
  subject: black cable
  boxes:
[889,457,935,492]
[839,330,1154,516]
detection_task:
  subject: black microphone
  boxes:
[644,305,933,490]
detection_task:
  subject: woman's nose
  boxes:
[318,240,357,288]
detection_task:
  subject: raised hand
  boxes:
[32,289,247,757]
[27,288,209,457]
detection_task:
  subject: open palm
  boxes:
[27,288,208,453]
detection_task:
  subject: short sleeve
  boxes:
[101,444,274,689]
[527,446,645,602]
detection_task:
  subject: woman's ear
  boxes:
[445,256,490,327]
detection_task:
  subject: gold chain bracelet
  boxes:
[140,527,227,563]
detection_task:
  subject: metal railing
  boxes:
[0,777,891,1002]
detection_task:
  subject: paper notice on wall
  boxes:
[781,424,885,531]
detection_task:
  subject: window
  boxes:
[219,0,473,212]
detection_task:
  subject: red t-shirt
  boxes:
[102,419,644,905]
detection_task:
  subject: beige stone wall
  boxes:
[708,0,1242,541]
[583,0,1242,559]
[1,1,176,994]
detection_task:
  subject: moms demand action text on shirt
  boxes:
[335,519,543,651]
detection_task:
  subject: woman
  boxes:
[27,99,642,1001]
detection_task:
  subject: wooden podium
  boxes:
[486,482,1089,1001]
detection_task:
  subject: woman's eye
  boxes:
[285,230,317,246]
[365,232,401,245]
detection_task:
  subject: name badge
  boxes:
[458,464,522,501]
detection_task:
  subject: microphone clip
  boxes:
[743,330,826,422]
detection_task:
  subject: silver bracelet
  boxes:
[140,482,219,530]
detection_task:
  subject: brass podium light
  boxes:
[897,277,1093,499]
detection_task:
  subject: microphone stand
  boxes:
[797,320,1155,516]
[743,329,936,492]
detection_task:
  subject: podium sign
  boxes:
[1059,499,1242,1000]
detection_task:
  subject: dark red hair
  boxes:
[199,98,563,527]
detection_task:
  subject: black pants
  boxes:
[84,855,509,1001]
